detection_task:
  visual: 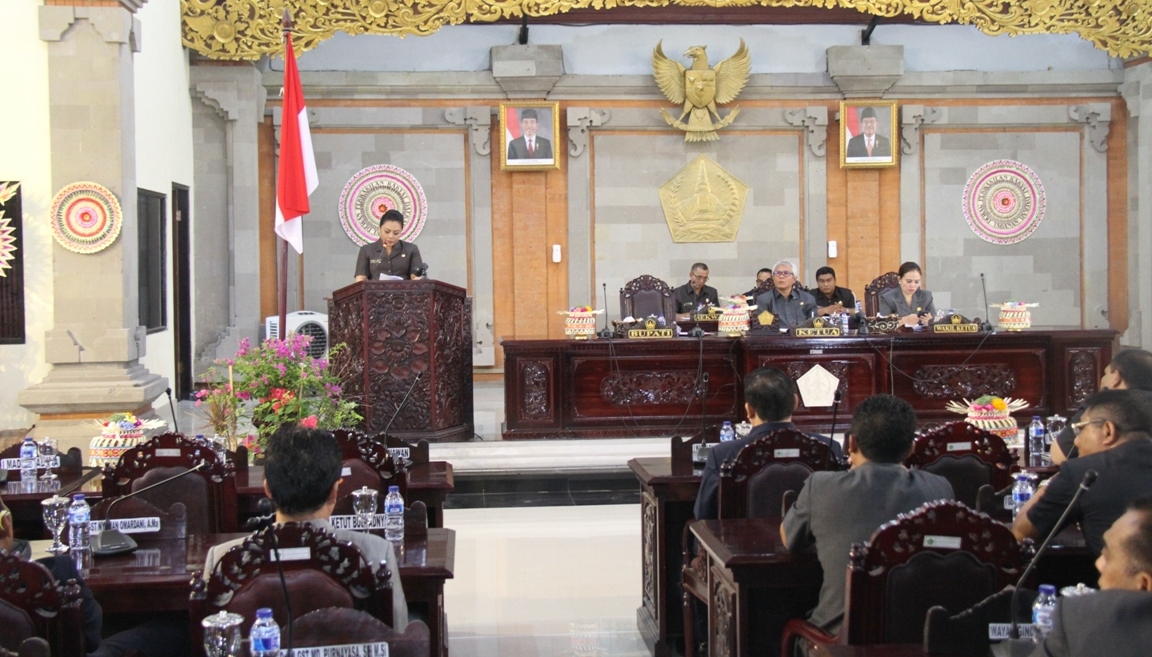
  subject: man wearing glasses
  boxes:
[673,262,719,315]
[1013,389,1152,556]
[754,259,816,328]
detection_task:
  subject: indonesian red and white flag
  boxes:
[275,33,317,254]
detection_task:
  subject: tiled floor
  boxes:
[443,504,649,657]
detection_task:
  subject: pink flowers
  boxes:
[300,415,319,429]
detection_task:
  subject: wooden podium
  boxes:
[328,280,473,442]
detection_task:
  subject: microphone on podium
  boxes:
[383,370,425,437]
[413,263,430,278]
[91,462,208,556]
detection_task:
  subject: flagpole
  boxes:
[278,9,292,340]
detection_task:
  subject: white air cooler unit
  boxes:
[264,311,329,358]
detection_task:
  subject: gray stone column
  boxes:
[20,2,166,444]
[1122,63,1152,347]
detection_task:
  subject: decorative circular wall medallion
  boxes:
[338,165,428,247]
[962,160,1046,245]
[49,182,123,254]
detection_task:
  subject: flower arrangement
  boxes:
[945,395,1029,415]
[198,333,362,447]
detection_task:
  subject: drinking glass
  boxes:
[1045,415,1067,446]
[201,611,244,657]
[39,438,59,481]
[352,487,378,531]
[41,496,70,555]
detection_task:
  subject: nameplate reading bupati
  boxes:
[288,642,390,657]
[88,517,162,534]
[627,328,675,339]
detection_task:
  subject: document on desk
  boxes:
[378,274,404,281]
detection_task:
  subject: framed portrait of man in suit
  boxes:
[840,100,898,169]
[500,102,561,171]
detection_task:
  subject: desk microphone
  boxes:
[980,273,994,332]
[598,283,613,339]
[383,371,424,437]
[825,389,843,471]
[413,263,430,278]
[165,387,179,433]
[92,462,207,556]
[1006,469,1097,642]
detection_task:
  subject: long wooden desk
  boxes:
[504,329,1115,438]
[32,529,455,657]
[5,461,454,539]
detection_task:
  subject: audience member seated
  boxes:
[780,394,954,636]
[1015,389,1152,556]
[1051,348,1152,464]
[1029,495,1152,656]
[742,267,772,300]
[672,262,719,315]
[694,366,841,521]
[878,261,935,326]
[202,423,408,628]
[754,259,816,328]
[0,499,186,657]
[812,266,857,317]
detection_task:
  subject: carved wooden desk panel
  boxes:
[503,330,1115,438]
[629,457,701,657]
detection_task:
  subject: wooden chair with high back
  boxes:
[781,500,1026,654]
[331,429,409,504]
[189,522,394,656]
[102,432,237,534]
[904,422,1017,511]
[681,428,841,657]
[864,272,900,316]
[619,275,677,320]
[293,608,431,657]
[0,552,85,657]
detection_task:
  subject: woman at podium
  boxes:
[354,209,425,281]
[878,261,935,326]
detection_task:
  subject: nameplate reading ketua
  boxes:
[288,642,390,657]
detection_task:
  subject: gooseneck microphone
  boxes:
[980,273,993,332]
[825,389,843,471]
[1007,469,1098,641]
[92,462,208,555]
[383,371,425,437]
[598,283,613,339]
[165,387,179,433]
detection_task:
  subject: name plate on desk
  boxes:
[692,313,719,322]
[933,323,980,333]
[1,456,60,469]
[330,514,388,531]
[289,643,390,657]
[89,517,162,534]
[792,327,841,337]
[627,328,674,339]
[388,447,410,460]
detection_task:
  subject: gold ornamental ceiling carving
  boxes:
[182,0,1152,61]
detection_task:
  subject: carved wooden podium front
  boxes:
[329,280,473,442]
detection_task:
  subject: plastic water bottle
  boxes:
[1032,584,1057,641]
[384,485,405,542]
[1028,416,1046,467]
[68,494,91,552]
[839,311,849,333]
[19,436,38,482]
[1012,473,1034,522]
[720,421,735,442]
[249,608,280,657]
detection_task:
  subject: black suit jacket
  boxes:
[508,135,553,160]
[846,133,891,159]
[693,421,841,520]
[1031,589,1152,657]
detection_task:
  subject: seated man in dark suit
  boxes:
[0,499,187,657]
[694,366,841,521]
[754,259,816,328]
[202,423,408,628]
[781,394,954,636]
[1050,348,1152,464]
[1030,495,1152,656]
[672,262,720,316]
[1015,389,1152,556]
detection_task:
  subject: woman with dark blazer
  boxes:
[878,261,935,327]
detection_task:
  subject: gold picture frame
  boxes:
[499,102,561,171]
[839,100,899,169]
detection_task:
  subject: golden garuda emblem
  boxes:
[652,39,751,142]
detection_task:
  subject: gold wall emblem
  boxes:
[658,156,748,243]
[652,40,751,142]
